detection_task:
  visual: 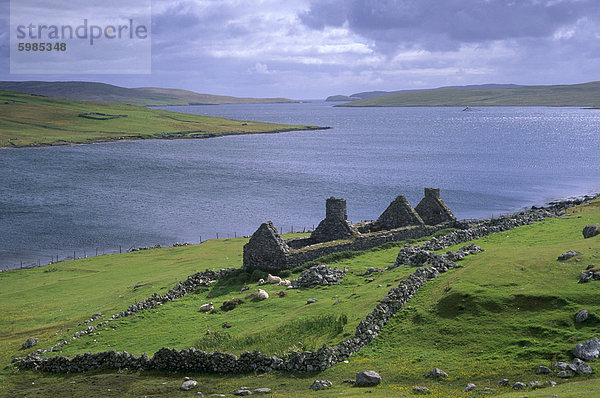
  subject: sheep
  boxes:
[199,302,214,312]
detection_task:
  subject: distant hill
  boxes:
[325,94,362,102]
[349,83,523,100]
[337,81,600,107]
[0,81,298,106]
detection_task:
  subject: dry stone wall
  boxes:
[13,196,595,374]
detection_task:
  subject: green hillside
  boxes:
[1,200,599,397]
[338,81,600,107]
[0,90,322,147]
[0,81,298,106]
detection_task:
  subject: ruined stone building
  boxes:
[243,188,456,272]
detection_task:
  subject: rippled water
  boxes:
[1,102,599,270]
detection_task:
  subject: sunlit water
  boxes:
[1,102,599,270]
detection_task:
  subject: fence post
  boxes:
[216,232,219,239]
[74,251,76,260]
[96,248,98,257]
[119,245,122,253]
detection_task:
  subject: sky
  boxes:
[0,0,599,99]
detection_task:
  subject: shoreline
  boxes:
[0,126,331,149]
[2,192,597,273]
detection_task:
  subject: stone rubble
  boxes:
[309,380,332,390]
[582,224,599,238]
[558,250,578,261]
[290,264,346,288]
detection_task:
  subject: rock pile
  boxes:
[291,264,346,288]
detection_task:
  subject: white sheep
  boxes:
[256,289,269,300]
[278,279,291,286]
[199,302,214,312]
[267,274,282,284]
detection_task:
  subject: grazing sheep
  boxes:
[267,274,282,284]
[256,289,269,300]
[278,279,291,286]
[199,302,214,312]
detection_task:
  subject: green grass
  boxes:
[1,202,599,397]
[338,81,600,107]
[0,89,323,147]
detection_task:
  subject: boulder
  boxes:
[546,380,557,387]
[575,309,589,323]
[22,337,38,349]
[309,380,332,390]
[573,358,593,375]
[307,298,317,304]
[463,383,476,392]
[512,382,526,389]
[181,380,197,390]
[497,379,509,386]
[427,368,448,378]
[529,381,543,389]
[557,370,571,378]
[573,337,600,361]
[253,388,271,394]
[558,250,577,261]
[536,365,551,374]
[355,370,381,387]
[199,302,214,312]
[256,289,269,300]
[233,389,252,396]
[583,224,599,238]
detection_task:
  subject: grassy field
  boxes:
[0,89,322,147]
[1,202,599,397]
[338,81,600,107]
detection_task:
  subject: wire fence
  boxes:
[1,225,317,272]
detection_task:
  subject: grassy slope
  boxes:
[0,90,320,147]
[338,81,600,107]
[0,202,599,397]
[0,81,297,106]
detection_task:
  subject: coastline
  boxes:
[0,125,331,149]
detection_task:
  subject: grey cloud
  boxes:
[301,0,597,50]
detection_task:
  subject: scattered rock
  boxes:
[221,298,243,311]
[558,250,577,261]
[22,338,38,349]
[222,322,232,329]
[536,365,551,374]
[554,361,571,371]
[233,389,252,396]
[546,380,557,387]
[497,379,509,386]
[412,386,430,393]
[573,358,593,375]
[309,380,332,390]
[256,289,269,300]
[583,224,599,238]
[253,388,271,394]
[277,291,286,297]
[181,380,197,391]
[575,309,589,323]
[355,370,381,387]
[341,379,355,384]
[512,382,526,389]
[573,337,600,361]
[587,264,595,270]
[427,368,448,378]
[306,298,317,304]
[199,302,214,312]
[463,383,476,392]
[529,380,543,389]
[557,370,572,378]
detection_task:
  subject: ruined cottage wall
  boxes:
[415,188,456,225]
[284,225,442,269]
[310,197,360,243]
[242,221,290,271]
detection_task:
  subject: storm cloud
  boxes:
[1,0,599,98]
